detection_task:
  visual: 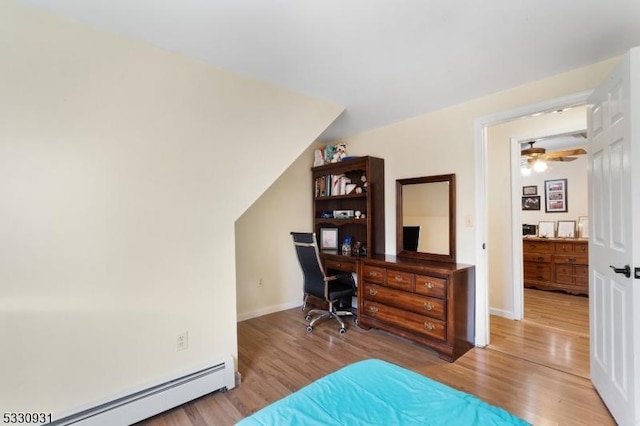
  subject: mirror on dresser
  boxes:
[396,174,456,263]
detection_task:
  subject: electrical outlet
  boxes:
[258,278,263,287]
[177,331,189,351]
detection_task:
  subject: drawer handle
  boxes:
[424,302,434,311]
[394,276,403,282]
[537,256,545,261]
[424,282,435,290]
[336,263,342,267]
[369,271,378,277]
[368,306,378,313]
[424,322,435,331]
[369,288,378,296]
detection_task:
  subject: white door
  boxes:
[588,47,640,426]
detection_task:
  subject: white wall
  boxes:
[0,0,342,417]
[235,56,618,321]
[486,106,587,314]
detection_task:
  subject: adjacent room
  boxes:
[2,1,640,425]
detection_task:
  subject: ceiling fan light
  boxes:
[521,164,532,176]
[533,160,548,172]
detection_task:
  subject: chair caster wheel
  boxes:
[339,328,346,334]
[306,326,313,333]
[305,315,312,322]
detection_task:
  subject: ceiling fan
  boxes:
[521,141,587,162]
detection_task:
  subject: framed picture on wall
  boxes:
[522,196,541,210]
[522,185,538,196]
[544,179,568,213]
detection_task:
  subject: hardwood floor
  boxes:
[140,289,614,425]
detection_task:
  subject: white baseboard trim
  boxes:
[51,357,236,426]
[237,300,301,322]
[489,307,517,320]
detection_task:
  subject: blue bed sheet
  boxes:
[236,359,529,426]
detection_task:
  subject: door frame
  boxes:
[473,90,592,346]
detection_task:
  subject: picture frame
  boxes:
[522,185,538,196]
[521,195,541,211]
[578,216,589,239]
[557,220,576,238]
[319,227,338,250]
[538,221,555,238]
[544,178,568,213]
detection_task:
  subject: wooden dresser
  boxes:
[523,237,588,295]
[358,255,475,362]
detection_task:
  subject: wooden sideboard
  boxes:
[523,237,588,295]
[357,255,475,362]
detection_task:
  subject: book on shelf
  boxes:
[316,174,351,197]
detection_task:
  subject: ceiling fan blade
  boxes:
[546,156,578,162]
[543,148,587,159]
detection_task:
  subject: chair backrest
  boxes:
[403,226,421,251]
[291,232,326,299]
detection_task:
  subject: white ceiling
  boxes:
[19,0,640,142]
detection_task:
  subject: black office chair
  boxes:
[291,232,356,334]
[403,226,421,251]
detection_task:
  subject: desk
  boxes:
[321,251,359,274]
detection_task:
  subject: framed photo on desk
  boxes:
[319,228,338,250]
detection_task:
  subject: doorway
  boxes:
[472,90,591,346]
[482,107,591,377]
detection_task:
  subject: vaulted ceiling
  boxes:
[19,0,640,142]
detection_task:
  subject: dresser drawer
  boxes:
[555,265,574,284]
[575,266,588,288]
[385,269,414,291]
[325,258,356,273]
[523,240,554,253]
[524,263,552,281]
[574,243,588,254]
[363,283,446,320]
[414,275,446,299]
[362,265,385,284]
[523,253,552,263]
[553,254,588,266]
[363,301,446,341]
[555,242,576,253]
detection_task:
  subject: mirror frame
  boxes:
[396,173,456,263]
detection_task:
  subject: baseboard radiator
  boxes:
[51,356,236,426]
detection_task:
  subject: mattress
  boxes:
[237,359,529,426]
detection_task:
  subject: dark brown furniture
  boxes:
[358,255,475,362]
[523,237,588,295]
[312,156,385,255]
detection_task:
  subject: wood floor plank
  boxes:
[139,289,613,425]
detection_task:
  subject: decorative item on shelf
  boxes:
[324,145,336,164]
[360,213,366,219]
[320,211,334,219]
[355,210,362,219]
[352,241,362,256]
[341,235,352,256]
[361,175,368,191]
[333,210,354,219]
[332,144,347,163]
[355,187,363,194]
[313,149,324,167]
[346,183,357,194]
